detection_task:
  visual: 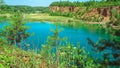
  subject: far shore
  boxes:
[0,13,107,25]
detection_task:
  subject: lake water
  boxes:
[19,22,109,59]
[0,21,110,59]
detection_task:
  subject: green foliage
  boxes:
[0,12,29,46]
[81,15,104,22]
[0,5,49,14]
[0,5,33,13]
[50,1,79,7]
[33,7,50,13]
[58,43,99,68]
[106,9,120,42]
[50,11,74,17]
[0,16,6,22]
[0,38,7,45]
[0,45,41,68]
[50,0,120,7]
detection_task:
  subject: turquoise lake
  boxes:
[0,21,110,59]
[18,22,109,59]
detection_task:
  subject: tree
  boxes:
[42,24,64,66]
[0,11,29,47]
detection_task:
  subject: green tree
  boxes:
[0,11,29,47]
[41,24,64,66]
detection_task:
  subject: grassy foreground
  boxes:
[0,44,100,68]
[0,45,42,68]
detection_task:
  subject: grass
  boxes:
[0,44,99,68]
[0,44,93,68]
[0,45,42,68]
[25,13,106,24]
[25,13,75,23]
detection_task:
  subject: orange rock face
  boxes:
[50,6,120,22]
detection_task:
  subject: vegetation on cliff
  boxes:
[50,0,120,7]
[49,0,120,22]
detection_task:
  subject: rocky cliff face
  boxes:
[84,6,120,22]
[49,6,120,22]
[49,6,83,13]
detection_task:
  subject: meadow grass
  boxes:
[25,13,74,23]
[0,45,42,68]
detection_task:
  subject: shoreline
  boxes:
[25,13,107,25]
[1,13,107,25]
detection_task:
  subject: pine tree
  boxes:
[0,11,29,47]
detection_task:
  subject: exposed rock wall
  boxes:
[49,6,120,22]
[87,6,120,22]
[49,6,81,13]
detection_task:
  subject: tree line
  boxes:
[50,0,120,7]
[0,5,49,13]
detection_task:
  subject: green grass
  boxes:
[0,43,100,68]
[25,13,75,23]
[0,45,41,68]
